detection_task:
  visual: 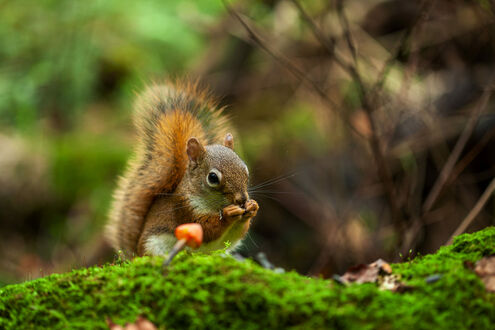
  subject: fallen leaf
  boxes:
[379,274,400,291]
[336,259,413,292]
[475,256,495,292]
[372,259,392,274]
[379,274,414,293]
[340,259,392,284]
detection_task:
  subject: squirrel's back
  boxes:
[105,81,233,254]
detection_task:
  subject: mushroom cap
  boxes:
[174,223,203,248]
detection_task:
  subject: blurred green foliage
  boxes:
[243,103,327,166]
[0,0,224,129]
[49,130,131,238]
[0,0,227,272]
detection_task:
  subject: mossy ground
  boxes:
[1,228,495,329]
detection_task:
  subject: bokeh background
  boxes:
[1,0,495,286]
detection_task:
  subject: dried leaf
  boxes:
[379,274,414,293]
[340,263,378,284]
[379,274,400,291]
[340,259,392,284]
[337,259,413,292]
[475,256,495,292]
[372,259,392,274]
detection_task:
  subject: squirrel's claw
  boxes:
[243,199,259,218]
[222,204,244,222]
[222,200,258,223]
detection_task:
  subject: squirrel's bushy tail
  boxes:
[105,81,232,254]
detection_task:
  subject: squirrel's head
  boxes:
[184,134,250,215]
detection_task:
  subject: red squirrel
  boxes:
[105,81,259,257]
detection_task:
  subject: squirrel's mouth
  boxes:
[234,201,247,210]
[231,192,248,208]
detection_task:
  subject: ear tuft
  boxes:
[187,137,205,164]
[224,133,234,150]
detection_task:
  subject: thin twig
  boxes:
[223,1,363,137]
[371,0,434,96]
[448,128,495,184]
[289,0,355,79]
[422,77,495,213]
[335,0,404,235]
[291,0,404,236]
[290,0,366,102]
[446,176,495,245]
[336,0,357,66]
[289,0,337,60]
[400,77,495,256]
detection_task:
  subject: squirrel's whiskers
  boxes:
[248,172,297,191]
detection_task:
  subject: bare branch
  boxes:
[446,176,495,245]
[291,0,404,236]
[422,76,495,213]
[448,128,495,185]
[289,0,337,59]
[371,0,436,95]
[223,1,363,137]
[299,0,404,231]
[290,0,366,101]
[336,0,357,65]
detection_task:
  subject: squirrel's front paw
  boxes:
[222,204,244,223]
[243,199,259,218]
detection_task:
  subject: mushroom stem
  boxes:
[163,239,187,267]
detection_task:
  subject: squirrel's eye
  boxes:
[206,169,221,187]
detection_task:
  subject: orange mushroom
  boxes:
[175,223,203,248]
[163,223,203,267]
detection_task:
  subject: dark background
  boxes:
[1,0,495,286]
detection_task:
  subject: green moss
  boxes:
[2,228,495,329]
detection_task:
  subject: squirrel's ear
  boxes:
[224,133,234,150]
[187,137,205,164]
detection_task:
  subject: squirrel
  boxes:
[105,81,259,257]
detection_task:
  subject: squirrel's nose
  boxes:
[234,192,248,206]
